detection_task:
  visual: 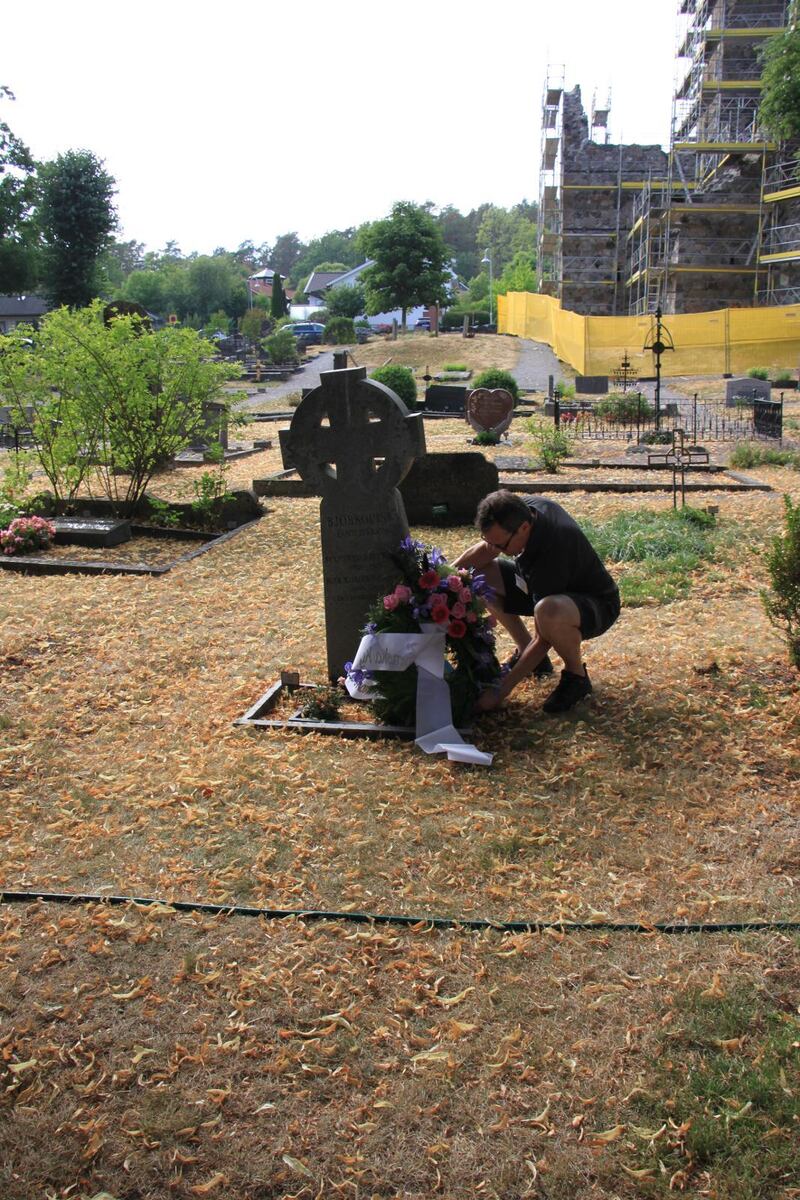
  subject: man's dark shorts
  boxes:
[497,558,620,640]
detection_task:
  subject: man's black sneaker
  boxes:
[542,668,592,713]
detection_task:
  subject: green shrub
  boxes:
[594,391,655,423]
[263,328,298,365]
[525,417,573,472]
[443,362,467,372]
[441,308,489,331]
[747,366,770,380]
[762,494,800,667]
[472,368,519,402]
[370,365,417,408]
[553,381,575,399]
[730,442,799,469]
[474,429,501,446]
[323,316,356,344]
[773,367,794,384]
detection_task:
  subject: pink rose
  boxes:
[446,574,462,592]
[466,611,478,623]
[394,585,412,603]
[383,594,400,610]
[459,587,472,603]
[450,601,466,619]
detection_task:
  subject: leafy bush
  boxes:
[524,417,573,472]
[441,308,489,332]
[0,452,34,527]
[0,304,233,517]
[370,365,417,408]
[474,429,501,446]
[773,367,794,384]
[747,366,770,380]
[762,494,800,668]
[472,368,519,402]
[730,442,799,469]
[594,391,655,423]
[323,316,356,344]
[553,381,575,399]
[443,362,467,372]
[263,328,298,365]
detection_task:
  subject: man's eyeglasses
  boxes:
[483,528,517,553]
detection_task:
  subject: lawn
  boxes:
[1,402,799,1197]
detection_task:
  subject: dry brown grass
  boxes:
[349,331,520,375]
[1,423,799,1198]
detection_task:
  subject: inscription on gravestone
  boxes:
[280,365,426,680]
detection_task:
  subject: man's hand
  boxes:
[475,688,502,713]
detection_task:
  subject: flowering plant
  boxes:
[345,537,500,727]
[0,515,56,556]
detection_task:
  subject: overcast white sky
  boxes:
[3,0,679,256]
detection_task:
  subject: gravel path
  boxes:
[511,338,570,393]
[234,350,336,412]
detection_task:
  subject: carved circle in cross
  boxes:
[284,366,424,501]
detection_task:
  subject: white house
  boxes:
[289,261,466,328]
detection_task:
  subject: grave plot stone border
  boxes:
[235,674,474,741]
[0,517,262,578]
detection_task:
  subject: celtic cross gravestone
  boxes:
[280,365,426,680]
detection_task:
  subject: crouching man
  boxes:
[452,490,620,714]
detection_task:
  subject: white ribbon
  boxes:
[345,623,493,767]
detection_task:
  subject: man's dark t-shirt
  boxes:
[514,496,617,602]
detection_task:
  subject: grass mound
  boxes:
[582,507,717,606]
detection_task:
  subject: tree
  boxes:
[495,250,538,296]
[0,301,232,516]
[325,283,365,319]
[359,202,450,328]
[270,272,289,319]
[37,149,117,307]
[759,14,800,141]
[271,231,303,277]
[0,86,39,292]
[435,203,491,281]
[476,205,537,275]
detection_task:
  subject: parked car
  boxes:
[284,322,326,345]
[415,318,431,330]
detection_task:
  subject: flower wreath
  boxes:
[344,537,500,727]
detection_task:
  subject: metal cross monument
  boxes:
[280,365,426,680]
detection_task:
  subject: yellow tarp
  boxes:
[497,292,800,377]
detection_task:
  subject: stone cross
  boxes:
[280,365,426,680]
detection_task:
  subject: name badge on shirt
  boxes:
[514,574,529,595]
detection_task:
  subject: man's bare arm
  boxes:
[451,540,498,571]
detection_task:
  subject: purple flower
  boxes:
[428,546,446,566]
[363,621,378,634]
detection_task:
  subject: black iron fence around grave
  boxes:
[553,393,783,443]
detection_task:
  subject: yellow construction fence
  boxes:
[497,291,800,378]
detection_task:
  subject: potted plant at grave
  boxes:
[343,536,500,728]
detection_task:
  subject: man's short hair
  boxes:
[475,490,533,534]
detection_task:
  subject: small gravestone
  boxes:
[726,377,771,407]
[399,453,499,525]
[467,387,514,436]
[280,365,425,680]
[424,384,468,413]
[189,401,229,451]
[575,375,609,394]
[53,518,132,548]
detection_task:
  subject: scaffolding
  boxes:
[537,67,564,297]
[627,0,790,314]
[759,154,800,303]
